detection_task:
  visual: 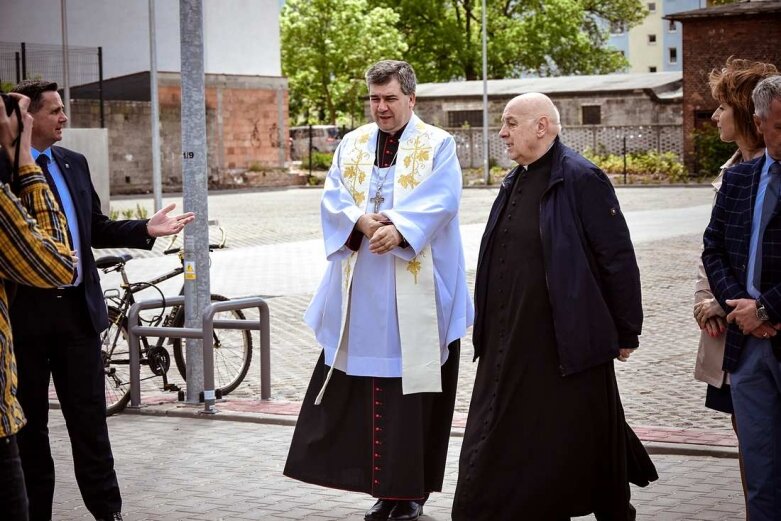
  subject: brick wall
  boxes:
[680,12,781,171]
[70,74,290,195]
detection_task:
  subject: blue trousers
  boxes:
[731,338,781,521]
[0,434,29,521]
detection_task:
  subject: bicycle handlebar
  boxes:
[162,224,226,256]
[163,243,226,256]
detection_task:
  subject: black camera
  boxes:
[1,92,19,117]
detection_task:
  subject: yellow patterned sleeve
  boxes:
[0,163,75,287]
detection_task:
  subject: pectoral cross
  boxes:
[371,191,385,212]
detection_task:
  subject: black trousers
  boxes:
[0,434,29,520]
[13,286,121,520]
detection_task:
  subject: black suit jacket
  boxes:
[2,146,154,335]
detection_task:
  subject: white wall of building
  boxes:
[59,128,110,213]
[628,2,664,73]
[0,0,281,79]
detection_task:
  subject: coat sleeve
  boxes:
[381,135,461,262]
[576,166,642,348]
[694,260,714,304]
[69,153,154,251]
[0,164,74,287]
[702,171,752,311]
[695,184,721,305]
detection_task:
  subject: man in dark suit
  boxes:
[703,75,781,521]
[7,80,194,521]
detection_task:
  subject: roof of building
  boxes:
[665,0,781,21]
[415,72,682,99]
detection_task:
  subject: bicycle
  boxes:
[98,227,252,415]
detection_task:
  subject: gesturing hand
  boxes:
[145,203,195,237]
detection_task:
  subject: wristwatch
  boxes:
[756,300,770,321]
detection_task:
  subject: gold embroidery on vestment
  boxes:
[343,130,373,208]
[407,256,422,284]
[398,134,432,190]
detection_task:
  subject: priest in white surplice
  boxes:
[284,60,473,521]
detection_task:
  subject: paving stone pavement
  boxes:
[102,186,732,432]
[48,412,745,521]
[39,185,756,520]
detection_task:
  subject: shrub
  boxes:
[247,162,264,172]
[301,151,334,170]
[691,125,735,178]
[583,149,686,184]
[110,205,150,220]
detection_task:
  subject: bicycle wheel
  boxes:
[172,294,253,395]
[103,306,131,415]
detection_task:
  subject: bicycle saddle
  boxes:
[95,254,133,269]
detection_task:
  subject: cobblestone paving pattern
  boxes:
[99,187,733,432]
[107,186,713,252]
[49,413,744,520]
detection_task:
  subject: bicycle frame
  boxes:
[102,260,187,389]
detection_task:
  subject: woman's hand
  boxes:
[702,316,726,338]
[693,297,726,328]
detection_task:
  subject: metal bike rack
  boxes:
[126,295,271,413]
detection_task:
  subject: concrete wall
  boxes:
[414,92,681,129]
[0,0,281,79]
[412,92,682,169]
[58,128,109,214]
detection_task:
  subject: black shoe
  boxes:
[95,514,123,521]
[365,499,397,521]
[389,501,423,521]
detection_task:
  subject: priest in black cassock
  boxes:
[452,93,657,521]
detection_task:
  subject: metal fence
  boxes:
[0,41,102,88]
[0,41,105,125]
[448,124,683,170]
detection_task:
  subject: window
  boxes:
[447,110,484,128]
[647,2,656,12]
[581,105,601,125]
[649,66,657,73]
[669,47,678,64]
[610,21,625,34]
[648,34,657,44]
[668,20,677,32]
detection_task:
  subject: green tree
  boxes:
[369,0,647,82]
[281,0,407,125]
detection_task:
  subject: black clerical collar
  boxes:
[375,124,408,167]
[525,137,557,173]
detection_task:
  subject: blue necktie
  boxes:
[753,161,781,291]
[36,155,77,283]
